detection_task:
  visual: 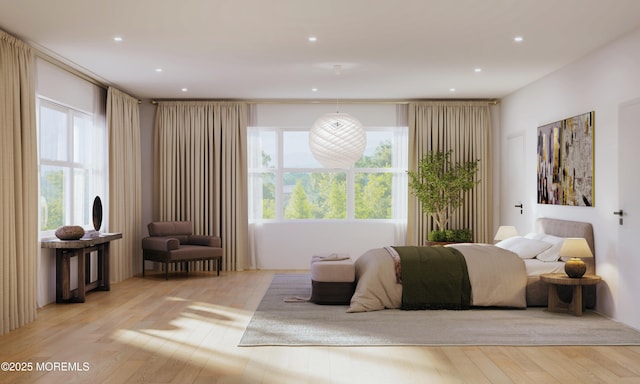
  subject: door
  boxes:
[618,98,640,329]
[505,134,527,234]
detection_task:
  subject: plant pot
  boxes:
[425,241,457,246]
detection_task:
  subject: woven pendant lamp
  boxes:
[308,64,366,168]
[309,112,366,168]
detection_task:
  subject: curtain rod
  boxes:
[151,98,500,105]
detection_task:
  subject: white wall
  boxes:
[254,221,398,269]
[499,26,640,328]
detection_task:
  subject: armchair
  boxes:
[142,221,223,279]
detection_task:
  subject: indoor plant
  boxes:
[408,150,479,242]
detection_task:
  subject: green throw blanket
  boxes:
[392,246,471,310]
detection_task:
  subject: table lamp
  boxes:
[494,226,518,241]
[559,238,593,278]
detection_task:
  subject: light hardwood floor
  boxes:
[2,270,640,384]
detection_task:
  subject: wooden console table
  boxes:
[540,273,601,316]
[41,233,122,303]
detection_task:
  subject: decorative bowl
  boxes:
[55,225,85,241]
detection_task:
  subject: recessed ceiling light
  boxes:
[181,88,188,92]
[514,36,524,43]
[449,88,456,92]
[311,88,318,92]
[474,68,482,73]
[113,36,123,42]
[308,36,317,43]
[155,68,163,73]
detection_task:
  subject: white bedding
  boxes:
[523,258,565,276]
[348,244,527,313]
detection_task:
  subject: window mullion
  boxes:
[275,130,283,220]
[66,109,75,225]
[346,168,355,220]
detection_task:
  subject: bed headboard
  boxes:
[535,218,594,254]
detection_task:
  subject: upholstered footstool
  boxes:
[310,254,356,305]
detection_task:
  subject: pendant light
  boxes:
[308,65,366,168]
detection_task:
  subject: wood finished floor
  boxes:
[1,270,640,384]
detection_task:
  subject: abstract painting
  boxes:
[537,111,594,206]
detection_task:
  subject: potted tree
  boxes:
[408,150,480,244]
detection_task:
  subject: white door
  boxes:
[618,98,640,329]
[505,134,527,234]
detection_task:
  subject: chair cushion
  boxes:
[142,236,180,252]
[148,221,193,237]
[169,245,222,261]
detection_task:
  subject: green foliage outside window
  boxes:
[40,169,64,231]
[285,180,314,219]
[278,140,394,220]
[355,173,392,219]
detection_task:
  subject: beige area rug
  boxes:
[239,274,640,346]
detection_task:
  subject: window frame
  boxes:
[38,97,106,236]
[248,126,407,223]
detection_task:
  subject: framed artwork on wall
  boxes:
[537,111,594,206]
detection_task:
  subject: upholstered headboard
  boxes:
[535,217,595,256]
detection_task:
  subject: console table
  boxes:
[41,233,122,303]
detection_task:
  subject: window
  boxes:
[248,126,407,222]
[38,98,106,234]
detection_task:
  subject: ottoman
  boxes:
[310,254,356,305]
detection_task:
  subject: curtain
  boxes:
[154,101,249,271]
[0,29,38,335]
[107,87,142,281]
[407,101,492,245]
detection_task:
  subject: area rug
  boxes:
[239,274,640,346]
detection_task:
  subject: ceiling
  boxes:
[2,0,640,101]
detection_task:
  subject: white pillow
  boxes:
[524,232,545,241]
[495,236,553,259]
[525,233,565,262]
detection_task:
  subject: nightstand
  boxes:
[540,273,601,316]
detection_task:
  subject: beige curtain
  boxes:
[407,101,492,245]
[154,101,249,271]
[0,30,38,335]
[107,87,142,281]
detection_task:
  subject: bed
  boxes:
[347,218,595,312]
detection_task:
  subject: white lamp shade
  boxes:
[559,238,593,258]
[494,225,518,241]
[309,112,366,168]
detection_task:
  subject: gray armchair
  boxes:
[142,221,223,279]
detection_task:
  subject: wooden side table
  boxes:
[41,233,122,303]
[540,273,601,316]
